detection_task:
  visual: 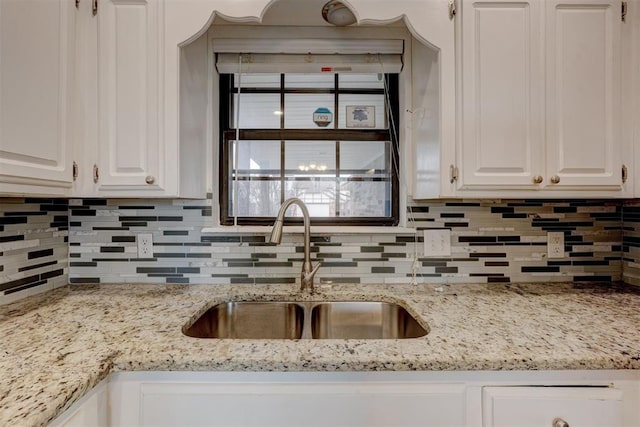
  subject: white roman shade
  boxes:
[214,38,404,74]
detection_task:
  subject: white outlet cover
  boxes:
[547,232,565,259]
[137,233,154,259]
[424,229,451,257]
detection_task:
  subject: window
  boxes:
[219,73,399,226]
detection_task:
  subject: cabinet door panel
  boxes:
[0,0,73,190]
[483,386,623,427]
[97,0,163,192]
[460,0,543,188]
[546,0,621,189]
[139,382,466,427]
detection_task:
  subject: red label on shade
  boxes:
[321,67,333,72]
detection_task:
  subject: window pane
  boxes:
[284,141,336,174]
[339,181,391,217]
[235,140,281,177]
[338,94,387,129]
[284,94,334,128]
[231,180,282,217]
[234,73,280,89]
[340,141,389,176]
[339,73,384,89]
[285,73,334,89]
[233,94,280,128]
[284,180,337,217]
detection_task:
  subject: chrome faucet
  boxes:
[269,198,321,293]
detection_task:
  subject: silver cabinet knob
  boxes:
[550,175,560,184]
[552,418,569,427]
[145,175,155,185]
[533,175,543,184]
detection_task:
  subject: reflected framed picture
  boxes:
[346,105,375,128]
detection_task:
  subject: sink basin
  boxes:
[183,300,428,339]
[311,301,428,339]
[183,302,304,339]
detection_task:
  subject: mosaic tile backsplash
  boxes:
[0,198,69,304]
[65,198,623,287]
[622,200,640,286]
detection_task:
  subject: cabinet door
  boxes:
[482,386,623,427]
[123,381,466,427]
[545,0,622,189]
[96,0,165,193]
[460,0,544,189]
[0,0,74,194]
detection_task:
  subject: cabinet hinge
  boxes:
[92,0,98,16]
[448,0,457,20]
[449,164,459,184]
[622,1,628,22]
[622,164,628,184]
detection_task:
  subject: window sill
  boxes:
[201,225,417,235]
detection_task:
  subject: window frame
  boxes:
[218,73,400,226]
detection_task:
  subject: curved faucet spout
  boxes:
[269,198,320,293]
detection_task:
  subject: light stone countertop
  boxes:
[1,282,640,426]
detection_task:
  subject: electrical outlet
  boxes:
[137,233,154,259]
[424,229,451,257]
[547,232,565,259]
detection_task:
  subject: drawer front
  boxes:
[482,386,623,427]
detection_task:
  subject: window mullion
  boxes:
[280,74,285,205]
[334,73,340,218]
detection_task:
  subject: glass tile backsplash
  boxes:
[68,198,623,286]
[0,198,69,304]
[3,196,638,304]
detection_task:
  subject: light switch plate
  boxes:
[547,232,565,259]
[424,229,451,257]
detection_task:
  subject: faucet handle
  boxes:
[301,262,322,293]
[308,262,321,280]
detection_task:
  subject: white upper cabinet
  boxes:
[0,0,75,196]
[457,0,628,196]
[95,0,164,194]
[71,0,206,198]
[545,0,622,189]
[460,0,544,189]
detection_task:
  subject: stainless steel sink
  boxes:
[183,302,304,339]
[311,301,428,339]
[183,300,428,339]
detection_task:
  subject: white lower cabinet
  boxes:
[49,379,109,427]
[140,382,463,427]
[52,371,640,427]
[109,372,466,427]
[482,386,623,427]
